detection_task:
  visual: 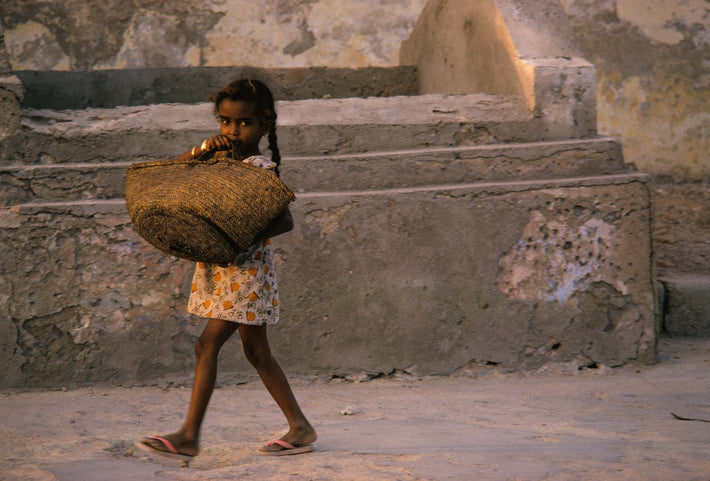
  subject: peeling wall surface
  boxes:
[0,178,655,388]
[560,0,708,182]
[559,0,709,276]
[2,0,427,70]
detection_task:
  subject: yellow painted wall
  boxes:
[561,0,708,182]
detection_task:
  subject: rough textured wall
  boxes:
[0,176,656,388]
[1,0,427,70]
[0,24,22,141]
[561,0,708,182]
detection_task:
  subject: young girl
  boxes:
[137,79,316,458]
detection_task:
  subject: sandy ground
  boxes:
[1,336,709,481]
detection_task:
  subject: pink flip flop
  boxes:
[257,439,314,456]
[135,435,196,461]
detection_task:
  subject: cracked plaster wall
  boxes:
[1,0,427,70]
[561,0,708,182]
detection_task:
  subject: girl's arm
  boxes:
[175,141,207,160]
[255,207,293,242]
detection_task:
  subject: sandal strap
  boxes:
[266,440,297,449]
[148,435,178,454]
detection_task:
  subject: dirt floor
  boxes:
[1,336,709,481]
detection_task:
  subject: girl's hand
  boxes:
[200,134,233,154]
[177,135,233,160]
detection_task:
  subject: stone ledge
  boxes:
[2,171,650,213]
[19,94,529,135]
[15,66,419,109]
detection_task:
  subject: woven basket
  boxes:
[125,157,295,264]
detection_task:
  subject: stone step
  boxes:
[658,273,710,337]
[0,138,625,206]
[5,171,651,214]
[2,94,563,165]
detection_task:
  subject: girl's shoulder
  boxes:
[243,155,276,171]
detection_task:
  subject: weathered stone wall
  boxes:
[0,23,22,141]
[1,0,427,70]
[559,0,709,276]
[398,0,709,275]
[561,0,708,183]
[0,1,664,388]
[1,173,655,388]
[14,66,419,110]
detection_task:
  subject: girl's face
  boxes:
[217,99,267,156]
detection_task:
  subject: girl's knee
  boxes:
[194,337,220,359]
[238,324,273,368]
[194,320,238,359]
[242,342,272,368]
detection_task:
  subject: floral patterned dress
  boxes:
[186,155,281,325]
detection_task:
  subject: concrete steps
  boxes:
[1,138,625,205]
[0,91,659,388]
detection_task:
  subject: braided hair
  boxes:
[210,79,282,176]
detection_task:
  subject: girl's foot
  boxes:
[258,425,317,455]
[136,432,199,459]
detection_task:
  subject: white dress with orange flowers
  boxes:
[186,155,281,325]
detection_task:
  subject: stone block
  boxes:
[653,183,710,275]
[0,75,23,140]
[400,0,597,137]
[528,57,597,140]
[0,173,655,387]
[277,174,655,375]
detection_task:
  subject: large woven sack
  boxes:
[125,157,295,265]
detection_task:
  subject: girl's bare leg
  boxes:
[238,324,317,452]
[140,318,238,456]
